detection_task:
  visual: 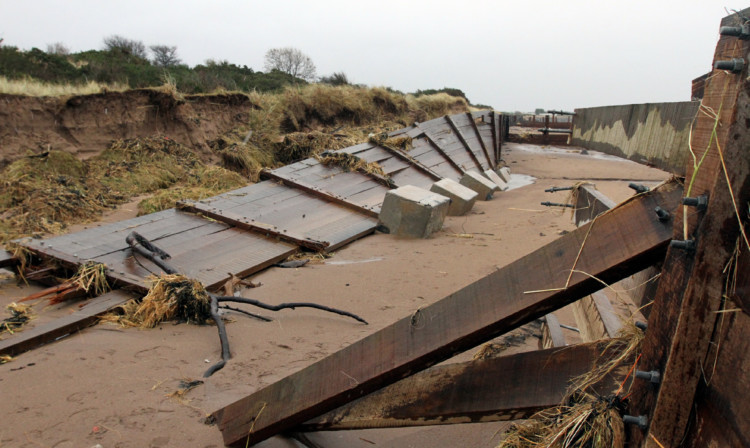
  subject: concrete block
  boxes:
[378,185,450,238]
[484,170,509,191]
[496,167,511,183]
[459,171,498,200]
[430,178,478,216]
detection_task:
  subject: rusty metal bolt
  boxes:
[623,415,648,429]
[635,370,661,384]
[654,207,671,222]
[714,58,745,73]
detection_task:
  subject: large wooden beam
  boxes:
[212,181,682,447]
[631,13,750,446]
[0,290,136,357]
[301,342,614,431]
[177,201,329,252]
[261,170,378,218]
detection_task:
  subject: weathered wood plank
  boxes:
[574,184,617,227]
[416,126,466,175]
[212,181,682,447]
[261,170,378,218]
[0,290,137,357]
[572,291,623,341]
[373,144,442,181]
[301,342,614,430]
[0,250,16,269]
[177,201,329,251]
[466,112,494,168]
[541,313,566,348]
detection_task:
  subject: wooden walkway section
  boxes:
[11,110,503,292]
[1,110,503,357]
[212,181,682,446]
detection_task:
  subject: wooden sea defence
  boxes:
[1,110,506,357]
[571,101,699,175]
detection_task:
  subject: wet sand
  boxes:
[0,143,670,448]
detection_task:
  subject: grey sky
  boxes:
[0,1,733,111]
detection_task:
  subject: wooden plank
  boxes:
[631,13,750,446]
[574,184,617,226]
[417,124,466,174]
[374,144,442,181]
[212,181,682,447]
[178,201,329,251]
[572,291,623,341]
[466,112,494,168]
[261,170,378,218]
[541,313,566,348]
[0,290,137,357]
[443,115,484,170]
[684,311,750,447]
[0,250,16,269]
[301,342,614,430]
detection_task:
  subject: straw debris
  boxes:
[498,323,643,448]
[109,274,212,328]
[0,137,248,242]
[71,261,110,296]
[368,133,413,151]
[315,151,388,178]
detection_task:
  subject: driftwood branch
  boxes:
[124,231,368,378]
[215,296,368,324]
[218,304,272,322]
[204,293,230,377]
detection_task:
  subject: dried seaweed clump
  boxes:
[109,274,211,328]
[368,133,413,151]
[1,302,33,336]
[315,151,388,178]
[498,323,643,448]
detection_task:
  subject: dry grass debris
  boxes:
[315,151,388,179]
[106,274,211,328]
[498,323,643,448]
[71,261,109,297]
[0,137,246,243]
[0,76,128,97]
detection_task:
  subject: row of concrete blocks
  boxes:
[378,167,512,238]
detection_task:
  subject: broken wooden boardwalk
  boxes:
[212,181,682,446]
[1,110,503,356]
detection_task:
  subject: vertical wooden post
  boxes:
[628,10,750,447]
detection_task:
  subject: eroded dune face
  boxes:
[0,90,254,168]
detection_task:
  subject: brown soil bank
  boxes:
[0,89,256,167]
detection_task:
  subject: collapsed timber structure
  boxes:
[0,109,505,358]
[1,8,749,448]
[208,10,749,447]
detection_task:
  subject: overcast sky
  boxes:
[0,1,735,111]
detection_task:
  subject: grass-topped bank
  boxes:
[0,83,477,244]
